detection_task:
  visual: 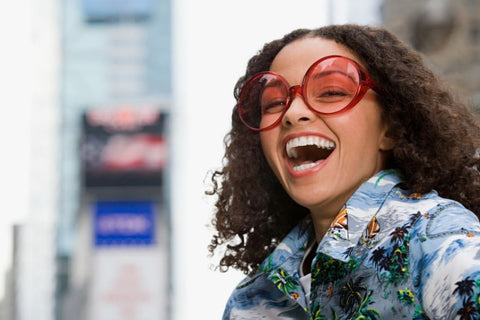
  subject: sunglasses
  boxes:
[237,55,380,132]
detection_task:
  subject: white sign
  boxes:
[89,248,167,320]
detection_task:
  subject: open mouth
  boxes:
[285,136,335,172]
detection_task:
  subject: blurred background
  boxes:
[0,0,478,319]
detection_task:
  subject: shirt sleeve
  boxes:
[410,202,480,319]
[222,295,234,320]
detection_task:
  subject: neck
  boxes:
[310,211,334,243]
[308,200,345,242]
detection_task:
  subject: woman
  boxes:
[209,24,480,319]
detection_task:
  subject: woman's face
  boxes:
[260,37,393,219]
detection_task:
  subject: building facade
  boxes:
[382,0,480,111]
[57,0,172,319]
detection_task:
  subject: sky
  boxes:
[0,0,382,317]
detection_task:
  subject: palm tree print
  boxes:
[373,225,411,287]
[370,247,386,268]
[406,211,422,228]
[390,226,408,245]
[386,240,410,285]
[452,277,480,320]
[312,254,349,285]
[457,298,478,320]
[351,290,381,320]
[269,269,298,297]
[310,303,339,320]
[312,295,375,320]
[454,277,475,297]
[339,277,367,315]
[379,254,392,272]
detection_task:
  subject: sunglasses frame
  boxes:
[237,55,381,132]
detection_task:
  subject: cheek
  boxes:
[260,132,276,163]
[341,104,385,140]
[260,131,283,175]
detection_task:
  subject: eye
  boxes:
[260,84,288,114]
[262,100,287,114]
[307,70,359,103]
[319,89,349,97]
[311,86,353,103]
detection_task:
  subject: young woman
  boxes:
[209,24,480,319]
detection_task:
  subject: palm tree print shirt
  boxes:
[222,170,480,320]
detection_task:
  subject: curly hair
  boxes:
[208,24,480,275]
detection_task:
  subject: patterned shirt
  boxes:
[222,170,480,319]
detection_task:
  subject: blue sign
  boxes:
[94,201,155,246]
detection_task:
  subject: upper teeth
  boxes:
[286,136,335,158]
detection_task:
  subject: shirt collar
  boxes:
[258,217,312,275]
[259,170,403,271]
[318,169,403,262]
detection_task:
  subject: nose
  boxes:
[281,85,317,127]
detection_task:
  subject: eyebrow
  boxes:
[259,69,358,90]
[310,70,357,84]
[262,78,285,89]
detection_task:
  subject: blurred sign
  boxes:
[94,201,155,246]
[81,107,167,187]
[81,0,153,23]
[89,249,166,320]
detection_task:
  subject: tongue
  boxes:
[295,145,331,162]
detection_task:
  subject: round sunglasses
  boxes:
[237,55,380,131]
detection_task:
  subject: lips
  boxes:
[284,134,335,174]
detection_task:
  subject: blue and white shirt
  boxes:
[223,170,480,319]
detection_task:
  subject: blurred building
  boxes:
[1,0,63,319]
[0,268,15,320]
[0,225,20,320]
[57,0,172,319]
[382,0,480,111]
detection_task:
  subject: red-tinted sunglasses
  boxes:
[237,55,380,131]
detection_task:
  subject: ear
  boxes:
[379,125,395,151]
[380,135,395,151]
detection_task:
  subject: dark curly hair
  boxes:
[208,24,480,275]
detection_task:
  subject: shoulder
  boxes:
[222,272,301,320]
[222,273,262,319]
[405,192,480,241]
[405,193,480,274]
[386,189,480,255]
[399,192,480,319]
[382,187,479,234]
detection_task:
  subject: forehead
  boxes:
[270,37,364,84]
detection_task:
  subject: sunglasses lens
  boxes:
[305,57,361,114]
[238,73,288,130]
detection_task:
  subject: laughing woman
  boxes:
[208,24,480,319]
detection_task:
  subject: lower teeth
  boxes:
[293,162,317,172]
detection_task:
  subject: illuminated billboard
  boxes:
[81,107,167,187]
[94,200,155,246]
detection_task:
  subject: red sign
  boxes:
[81,107,167,187]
